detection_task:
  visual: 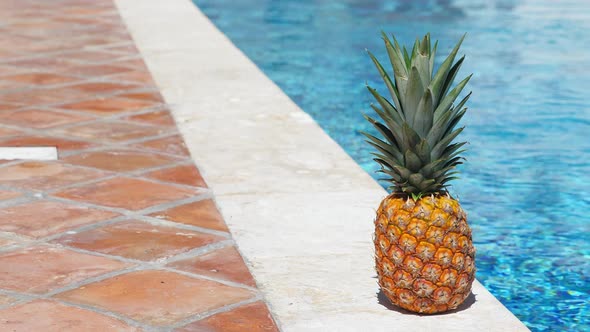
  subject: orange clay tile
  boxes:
[136,134,190,156]
[1,73,78,85]
[0,161,107,191]
[52,121,165,143]
[0,300,139,331]
[55,220,224,261]
[0,200,118,239]
[63,150,179,172]
[0,135,95,151]
[125,110,175,126]
[178,301,278,332]
[144,164,207,187]
[168,246,256,287]
[0,109,90,129]
[55,270,255,326]
[54,177,196,210]
[59,97,157,115]
[149,199,228,232]
[0,245,129,294]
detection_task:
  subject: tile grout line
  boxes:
[0,240,264,330]
[21,161,204,195]
[165,296,264,331]
[0,192,228,253]
[52,298,156,332]
[0,182,221,240]
[0,239,257,295]
[135,215,230,238]
[0,103,172,133]
[45,192,213,217]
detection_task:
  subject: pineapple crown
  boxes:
[364,33,472,200]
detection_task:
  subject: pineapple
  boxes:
[365,33,475,314]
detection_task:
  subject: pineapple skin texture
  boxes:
[374,194,476,314]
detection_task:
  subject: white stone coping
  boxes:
[115,0,530,331]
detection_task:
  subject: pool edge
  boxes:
[114,0,530,330]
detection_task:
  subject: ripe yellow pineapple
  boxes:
[365,33,475,314]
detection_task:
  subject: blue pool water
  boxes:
[193,0,590,330]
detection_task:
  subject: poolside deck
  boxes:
[0,0,277,330]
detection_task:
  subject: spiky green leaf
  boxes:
[414,89,434,137]
[403,66,425,126]
[364,33,471,196]
[431,127,464,160]
[415,139,431,164]
[404,150,422,172]
[433,74,473,122]
[428,34,465,104]
[429,40,438,78]
[367,51,403,113]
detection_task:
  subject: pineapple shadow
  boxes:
[376,290,476,315]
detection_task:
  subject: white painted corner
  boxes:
[0,147,58,161]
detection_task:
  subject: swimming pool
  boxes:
[192,0,590,330]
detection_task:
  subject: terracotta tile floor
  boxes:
[0,0,279,331]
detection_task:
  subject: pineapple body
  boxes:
[374,194,475,314]
[365,33,476,314]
